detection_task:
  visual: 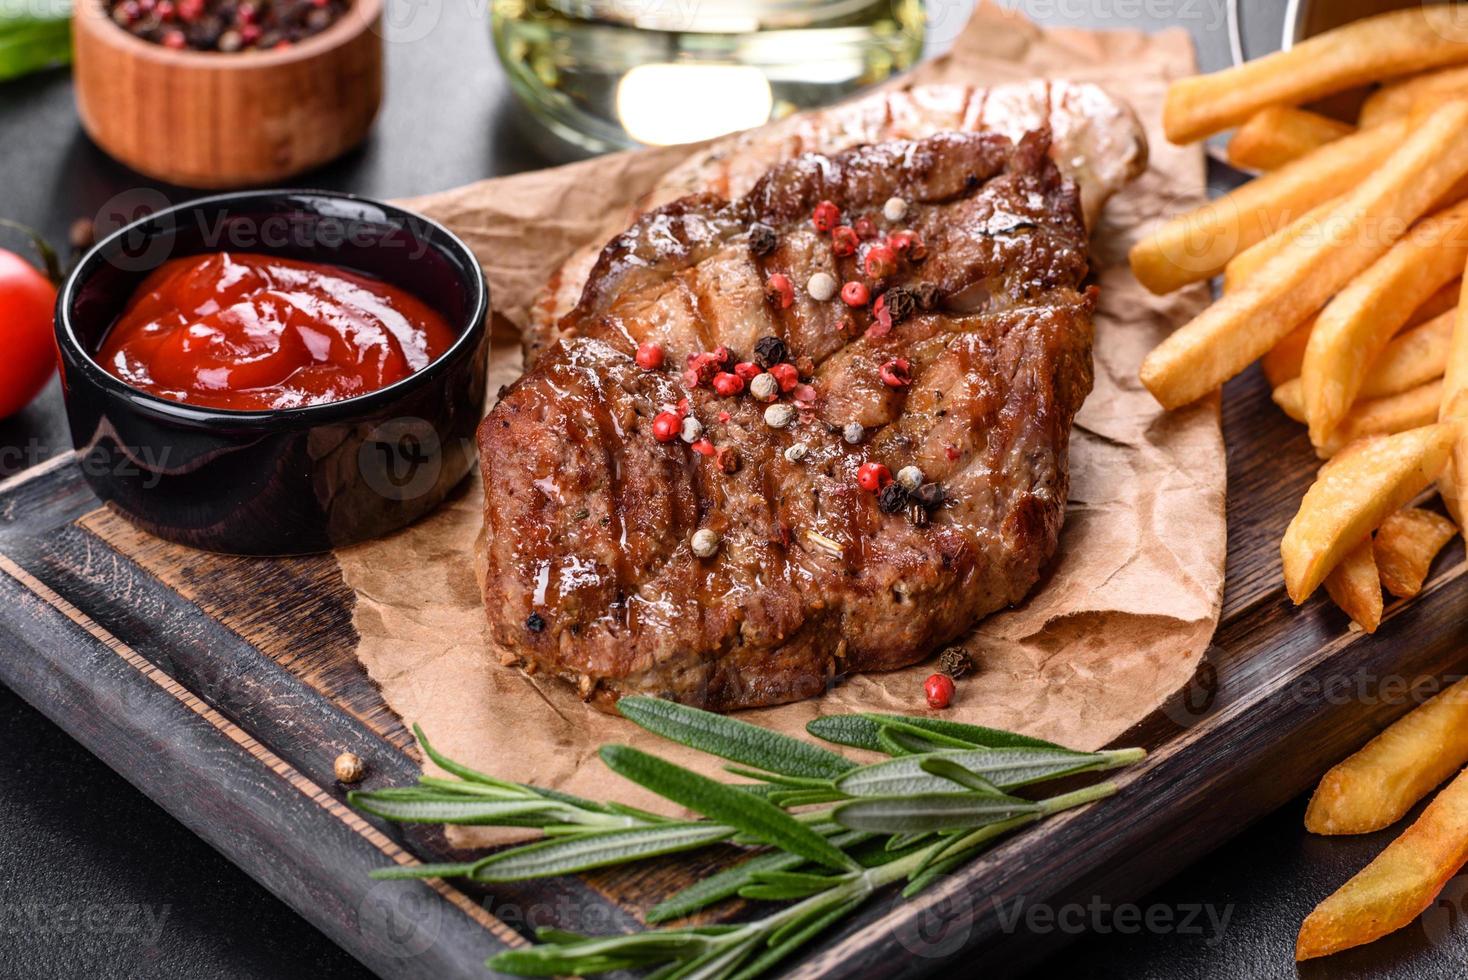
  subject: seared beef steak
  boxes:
[478,130,1098,711]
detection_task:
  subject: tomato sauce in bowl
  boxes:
[98,251,457,411]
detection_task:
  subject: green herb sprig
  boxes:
[349,698,1146,978]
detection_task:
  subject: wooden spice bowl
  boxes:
[73,0,383,188]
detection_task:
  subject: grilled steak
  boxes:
[478,127,1112,712]
[525,81,1147,366]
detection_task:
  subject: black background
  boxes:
[2,2,1466,978]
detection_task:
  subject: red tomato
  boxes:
[0,249,57,419]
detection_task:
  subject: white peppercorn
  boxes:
[784,443,809,463]
[750,372,779,401]
[764,403,796,429]
[691,528,721,558]
[680,416,704,443]
[896,465,924,492]
[806,271,837,302]
[842,422,864,444]
[883,196,908,222]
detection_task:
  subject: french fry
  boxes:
[1297,766,1468,960]
[1280,424,1454,603]
[1360,63,1468,127]
[1308,677,1468,836]
[1406,279,1461,329]
[1222,198,1340,296]
[1272,378,1306,423]
[1274,379,1443,455]
[1440,272,1468,532]
[1323,538,1382,633]
[1302,194,1468,444]
[1261,319,1315,388]
[1227,107,1354,172]
[1359,310,1454,400]
[1142,104,1468,411]
[1130,121,1405,296]
[1164,7,1468,144]
[1316,381,1444,459]
[1374,507,1458,598]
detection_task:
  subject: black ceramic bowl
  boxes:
[55,190,489,556]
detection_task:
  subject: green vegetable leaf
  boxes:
[645,830,869,923]
[739,896,864,979]
[806,713,1064,753]
[835,746,1122,797]
[599,745,857,872]
[918,757,1005,795]
[832,793,1043,833]
[488,931,717,977]
[347,793,563,826]
[617,696,855,780]
[470,823,735,882]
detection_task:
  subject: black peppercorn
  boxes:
[905,502,929,528]
[912,282,942,311]
[881,286,916,325]
[914,482,946,509]
[525,612,546,633]
[938,647,973,678]
[877,482,908,514]
[753,335,788,369]
[748,223,778,256]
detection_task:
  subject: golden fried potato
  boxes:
[1323,538,1382,633]
[1227,107,1354,172]
[1297,765,1468,960]
[1272,378,1306,423]
[1361,64,1468,127]
[1303,195,1468,445]
[1142,104,1468,411]
[1131,122,1403,296]
[1281,424,1455,603]
[1316,382,1443,459]
[1223,198,1341,295]
[1308,677,1468,835]
[1261,319,1315,388]
[1406,279,1461,329]
[1440,274,1468,531]
[1374,507,1458,598]
[1165,7,1468,144]
[1359,311,1453,400]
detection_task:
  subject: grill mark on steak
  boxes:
[478,129,1101,712]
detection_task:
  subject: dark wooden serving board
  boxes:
[3,359,1467,980]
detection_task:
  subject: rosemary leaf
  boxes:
[489,931,717,977]
[471,824,735,882]
[835,746,1125,797]
[740,896,865,979]
[368,860,488,880]
[867,714,1064,750]
[599,745,857,872]
[413,724,534,794]
[645,831,869,923]
[617,696,856,780]
[832,793,1043,833]
[722,765,831,788]
[348,794,562,826]
[918,757,1005,795]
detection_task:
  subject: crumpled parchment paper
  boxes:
[336,2,1223,841]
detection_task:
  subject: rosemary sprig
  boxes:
[349,697,1146,978]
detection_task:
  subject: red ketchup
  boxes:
[99,251,456,411]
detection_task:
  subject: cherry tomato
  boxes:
[0,249,57,419]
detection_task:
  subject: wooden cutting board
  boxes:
[2,363,1466,979]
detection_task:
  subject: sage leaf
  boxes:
[599,745,857,872]
[832,793,1042,833]
[617,696,855,780]
[835,746,1116,797]
[471,824,734,882]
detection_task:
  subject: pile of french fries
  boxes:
[1131,8,1468,959]
[1133,7,1468,633]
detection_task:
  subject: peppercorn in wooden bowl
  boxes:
[72,0,382,188]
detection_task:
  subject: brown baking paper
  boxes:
[337,3,1223,841]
